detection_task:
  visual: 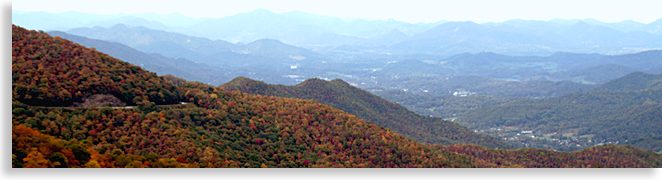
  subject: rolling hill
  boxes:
[220,77,517,149]
[454,72,662,151]
[549,64,636,84]
[592,72,662,91]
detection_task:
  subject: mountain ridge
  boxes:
[66,24,323,67]
[220,76,515,149]
[592,71,662,91]
[46,30,219,83]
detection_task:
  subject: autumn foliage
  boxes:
[11,25,662,168]
[221,77,513,149]
[12,25,180,106]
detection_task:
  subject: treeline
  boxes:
[221,77,514,149]
[442,144,662,168]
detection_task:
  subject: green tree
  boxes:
[49,152,68,168]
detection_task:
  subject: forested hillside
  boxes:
[549,63,636,84]
[12,26,180,106]
[12,25,662,168]
[592,72,662,91]
[369,74,595,99]
[442,144,662,168]
[455,72,662,151]
[374,90,517,118]
[220,77,513,149]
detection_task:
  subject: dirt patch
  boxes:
[72,94,126,108]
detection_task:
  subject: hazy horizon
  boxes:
[12,0,662,24]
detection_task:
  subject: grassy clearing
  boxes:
[579,134,595,139]
[537,137,555,141]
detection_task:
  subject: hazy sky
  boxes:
[12,0,662,23]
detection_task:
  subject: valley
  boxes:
[30,18,662,153]
[10,5,662,169]
[33,21,662,153]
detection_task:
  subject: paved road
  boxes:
[112,102,190,109]
[112,106,136,109]
[29,102,192,109]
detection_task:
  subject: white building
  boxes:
[452,89,475,97]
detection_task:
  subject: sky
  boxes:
[11,0,662,24]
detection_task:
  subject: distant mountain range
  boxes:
[64,24,326,66]
[431,50,662,84]
[353,20,662,56]
[47,31,320,85]
[13,10,662,57]
[46,31,231,84]
[50,24,662,89]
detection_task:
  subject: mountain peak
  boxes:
[109,23,130,29]
[296,78,334,88]
[225,76,268,87]
[248,38,285,45]
[227,76,260,84]
[281,10,309,16]
[250,8,277,15]
[429,21,484,32]
[221,76,514,149]
[565,20,594,33]
[413,21,486,39]
[373,29,409,41]
[443,21,481,27]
